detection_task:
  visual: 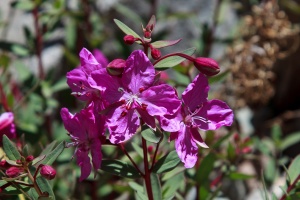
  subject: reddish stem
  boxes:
[152,52,194,66]
[150,128,164,170]
[142,137,154,200]
[32,6,44,80]
[119,143,144,176]
[280,174,300,200]
[0,83,10,111]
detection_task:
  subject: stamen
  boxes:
[139,87,145,93]
[141,103,148,111]
[121,111,127,117]
[118,87,125,93]
[192,116,210,124]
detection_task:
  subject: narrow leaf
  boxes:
[36,176,55,200]
[114,19,141,39]
[229,172,255,180]
[154,48,196,70]
[287,155,300,184]
[150,173,162,200]
[146,15,156,30]
[0,180,31,195]
[195,153,216,182]
[3,135,21,161]
[151,39,182,49]
[39,141,64,166]
[153,150,181,174]
[100,159,141,179]
[0,41,30,56]
[141,128,161,143]
[280,132,300,151]
[128,182,144,193]
[39,141,57,156]
[11,1,35,10]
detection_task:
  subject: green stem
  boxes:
[142,137,154,200]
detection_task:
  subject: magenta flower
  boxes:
[170,73,234,168]
[66,48,107,102]
[90,50,181,144]
[60,103,105,181]
[0,112,16,144]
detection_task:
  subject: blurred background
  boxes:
[1,0,300,199]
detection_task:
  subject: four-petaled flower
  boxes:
[0,112,16,145]
[60,103,105,181]
[169,73,234,168]
[90,50,181,144]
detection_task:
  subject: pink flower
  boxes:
[0,112,16,144]
[60,103,105,181]
[169,74,233,168]
[90,50,181,144]
[66,48,107,102]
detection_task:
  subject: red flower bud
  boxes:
[0,160,10,170]
[233,133,240,142]
[151,48,161,60]
[193,57,220,76]
[40,165,56,180]
[106,59,126,76]
[144,31,151,39]
[123,35,135,45]
[241,147,252,154]
[6,167,23,178]
[26,155,34,163]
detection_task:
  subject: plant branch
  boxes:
[119,143,144,176]
[280,174,300,200]
[142,137,154,200]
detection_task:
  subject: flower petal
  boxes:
[141,84,181,116]
[91,139,102,174]
[182,73,209,112]
[93,49,109,68]
[76,148,92,182]
[174,124,198,168]
[190,127,208,148]
[0,112,14,131]
[136,108,156,129]
[107,108,140,144]
[122,50,155,93]
[158,109,182,132]
[90,70,123,104]
[193,99,234,130]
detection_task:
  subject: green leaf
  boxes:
[51,77,68,93]
[0,180,30,195]
[36,176,55,200]
[149,173,162,200]
[39,141,57,156]
[229,172,255,180]
[154,47,196,70]
[131,142,143,158]
[135,190,148,200]
[32,155,46,166]
[11,0,35,11]
[287,155,300,184]
[195,153,216,182]
[113,19,141,39]
[39,141,65,166]
[3,135,21,161]
[100,159,141,179]
[153,150,181,174]
[162,171,184,198]
[280,132,300,151]
[212,131,233,148]
[141,128,161,143]
[128,182,144,193]
[208,69,230,84]
[0,41,30,56]
[151,39,182,49]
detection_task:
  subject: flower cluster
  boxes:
[61,46,233,180]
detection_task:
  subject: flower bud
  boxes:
[241,147,252,154]
[123,35,135,45]
[0,160,10,170]
[106,59,126,76]
[40,165,56,180]
[151,48,161,60]
[144,31,151,39]
[6,167,23,178]
[193,57,220,76]
[26,155,34,163]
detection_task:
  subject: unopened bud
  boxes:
[241,147,252,154]
[148,146,154,153]
[26,155,34,163]
[6,167,23,178]
[233,133,240,142]
[0,160,9,170]
[144,31,151,39]
[40,165,56,180]
[193,57,220,76]
[16,160,22,164]
[123,35,135,45]
[151,48,161,60]
[106,59,126,76]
